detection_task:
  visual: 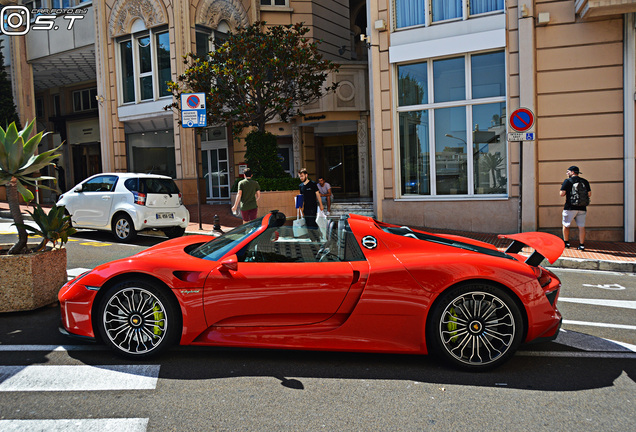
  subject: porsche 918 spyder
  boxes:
[59,211,564,371]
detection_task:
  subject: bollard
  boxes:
[213,214,222,232]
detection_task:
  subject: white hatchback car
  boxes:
[57,173,190,242]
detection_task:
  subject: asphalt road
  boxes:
[0,223,634,431]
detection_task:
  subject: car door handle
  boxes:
[102,196,110,200]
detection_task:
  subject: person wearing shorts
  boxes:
[560,165,591,250]
[232,168,260,223]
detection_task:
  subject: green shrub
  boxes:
[244,131,288,179]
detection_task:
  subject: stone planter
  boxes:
[231,190,299,219]
[0,246,67,313]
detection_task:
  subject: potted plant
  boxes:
[0,120,68,312]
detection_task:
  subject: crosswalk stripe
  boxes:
[0,418,149,432]
[0,345,102,352]
[563,319,636,331]
[559,297,636,310]
[0,365,160,391]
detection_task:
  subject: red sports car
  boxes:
[59,211,564,371]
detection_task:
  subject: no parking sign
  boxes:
[180,93,207,128]
[509,108,534,132]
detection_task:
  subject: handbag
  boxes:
[316,209,328,241]
[295,194,304,209]
[293,208,308,237]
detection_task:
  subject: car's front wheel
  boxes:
[112,213,137,242]
[96,279,181,358]
[163,226,186,238]
[427,283,524,371]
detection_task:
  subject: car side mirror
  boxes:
[74,185,83,193]
[220,254,238,271]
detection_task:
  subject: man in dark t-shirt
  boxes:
[298,168,324,228]
[559,165,591,250]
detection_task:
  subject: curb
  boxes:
[545,257,636,273]
[0,211,33,221]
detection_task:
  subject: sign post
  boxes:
[180,93,207,229]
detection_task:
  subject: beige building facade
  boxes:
[367,0,636,241]
[3,0,636,242]
[3,0,371,206]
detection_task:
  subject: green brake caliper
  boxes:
[152,304,164,336]
[447,307,459,343]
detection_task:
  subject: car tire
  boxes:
[427,282,524,371]
[96,279,181,359]
[112,213,137,242]
[164,226,186,239]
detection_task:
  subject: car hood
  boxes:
[133,234,212,258]
[498,232,565,264]
[77,235,217,288]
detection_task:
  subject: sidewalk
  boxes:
[2,201,635,272]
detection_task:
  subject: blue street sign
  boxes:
[181,93,207,128]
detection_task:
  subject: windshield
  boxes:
[189,217,264,261]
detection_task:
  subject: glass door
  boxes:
[324,144,359,198]
[202,145,230,201]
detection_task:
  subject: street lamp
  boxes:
[445,133,467,145]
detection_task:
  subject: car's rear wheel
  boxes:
[97,279,180,358]
[112,214,137,242]
[427,283,523,371]
[164,226,186,239]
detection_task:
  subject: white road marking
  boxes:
[0,345,101,352]
[564,319,636,330]
[559,297,636,309]
[67,268,92,281]
[0,365,160,391]
[517,351,636,358]
[582,283,626,290]
[0,418,148,432]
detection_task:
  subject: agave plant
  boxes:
[0,120,61,254]
[14,203,76,252]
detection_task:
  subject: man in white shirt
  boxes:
[317,176,332,215]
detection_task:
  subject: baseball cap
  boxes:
[567,165,581,174]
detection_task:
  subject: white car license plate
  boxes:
[156,212,174,219]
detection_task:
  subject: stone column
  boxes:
[9,35,36,128]
[292,124,301,174]
[358,115,370,197]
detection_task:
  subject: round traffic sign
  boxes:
[509,108,534,132]
[186,95,200,109]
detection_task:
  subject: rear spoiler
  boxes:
[498,232,565,266]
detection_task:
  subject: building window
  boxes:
[73,88,98,112]
[118,27,171,104]
[395,0,504,29]
[25,0,83,10]
[127,130,176,178]
[35,98,44,118]
[260,0,289,6]
[397,50,506,197]
[195,23,230,58]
